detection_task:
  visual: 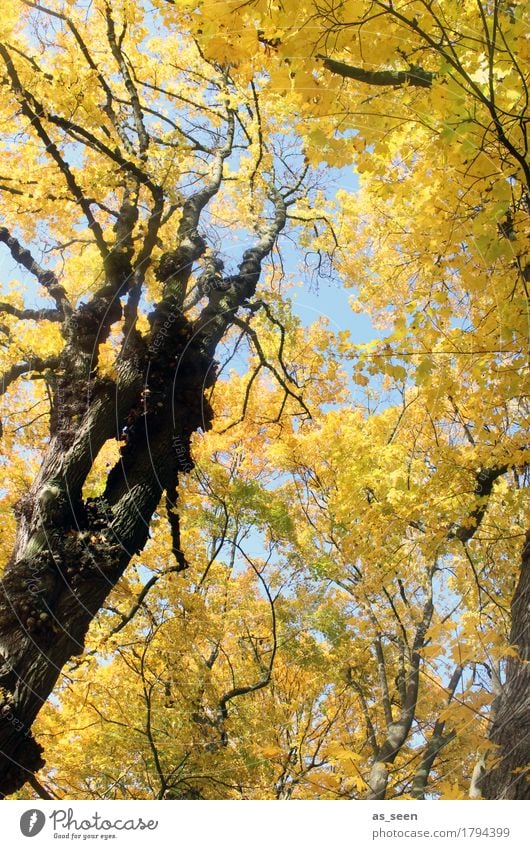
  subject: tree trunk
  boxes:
[0,321,212,796]
[482,529,530,799]
[0,179,287,796]
[0,21,291,797]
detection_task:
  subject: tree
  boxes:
[1,0,529,801]
[0,0,320,796]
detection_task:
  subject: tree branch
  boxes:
[0,355,59,399]
[0,302,62,323]
[0,228,67,312]
[451,465,509,543]
[0,45,109,258]
[411,664,463,798]
[316,55,434,88]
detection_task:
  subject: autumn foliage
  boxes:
[0,0,528,800]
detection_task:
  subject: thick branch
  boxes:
[0,228,67,312]
[194,187,288,353]
[316,55,434,88]
[0,355,59,399]
[0,302,62,323]
[451,465,509,543]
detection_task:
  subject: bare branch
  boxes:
[217,544,278,727]
[231,314,312,421]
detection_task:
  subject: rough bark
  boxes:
[0,320,209,795]
[482,530,530,799]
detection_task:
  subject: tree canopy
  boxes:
[0,0,528,800]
